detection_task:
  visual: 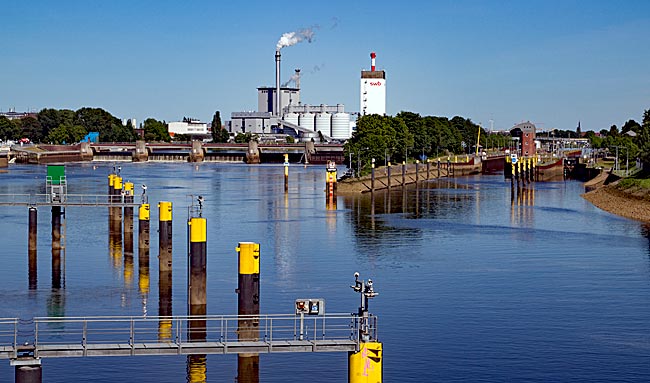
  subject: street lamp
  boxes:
[357,152,361,177]
[349,152,353,175]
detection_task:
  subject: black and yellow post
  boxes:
[401,161,406,186]
[188,216,207,318]
[108,173,115,202]
[326,161,337,210]
[109,176,123,270]
[138,202,151,307]
[123,182,134,286]
[158,201,173,340]
[283,154,289,192]
[187,213,207,383]
[113,175,123,226]
[51,205,62,289]
[415,160,419,183]
[108,173,115,236]
[28,206,37,290]
[236,242,260,383]
[349,273,382,383]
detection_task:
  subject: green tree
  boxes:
[234,132,255,143]
[20,117,43,142]
[345,114,399,174]
[74,107,135,142]
[143,118,171,142]
[46,123,88,144]
[622,119,641,135]
[211,111,226,142]
[0,116,20,141]
[636,109,650,165]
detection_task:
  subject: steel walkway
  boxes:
[0,314,374,359]
[0,194,140,207]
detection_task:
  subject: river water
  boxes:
[1,162,649,382]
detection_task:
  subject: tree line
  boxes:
[345,109,650,175]
[0,107,230,144]
[344,112,511,175]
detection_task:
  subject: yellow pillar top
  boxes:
[124,182,134,195]
[113,176,122,190]
[158,201,172,222]
[189,217,207,243]
[139,204,150,221]
[108,174,115,186]
[236,242,260,275]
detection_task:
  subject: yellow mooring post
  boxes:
[236,242,260,382]
[349,273,382,383]
[158,201,173,341]
[123,182,134,286]
[187,207,207,383]
[326,161,337,210]
[112,175,123,231]
[138,202,150,300]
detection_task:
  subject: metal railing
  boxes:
[0,313,379,359]
[0,194,140,207]
[30,314,364,347]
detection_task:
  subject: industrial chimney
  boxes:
[295,68,301,90]
[371,52,376,71]
[275,49,281,117]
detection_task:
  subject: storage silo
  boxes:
[315,107,332,136]
[284,112,299,126]
[299,105,315,131]
[331,111,350,139]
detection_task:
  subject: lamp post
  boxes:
[357,152,361,177]
[349,152,353,176]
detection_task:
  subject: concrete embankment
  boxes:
[337,160,482,194]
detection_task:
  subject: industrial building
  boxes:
[360,52,386,116]
[168,118,209,138]
[229,51,353,141]
[511,122,536,156]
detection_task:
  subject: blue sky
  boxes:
[2,0,649,132]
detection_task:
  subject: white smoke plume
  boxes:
[282,64,325,87]
[281,73,300,87]
[276,26,318,50]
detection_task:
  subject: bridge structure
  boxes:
[10,141,345,164]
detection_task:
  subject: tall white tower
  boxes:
[360,52,386,116]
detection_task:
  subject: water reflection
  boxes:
[510,186,536,227]
[640,224,650,258]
